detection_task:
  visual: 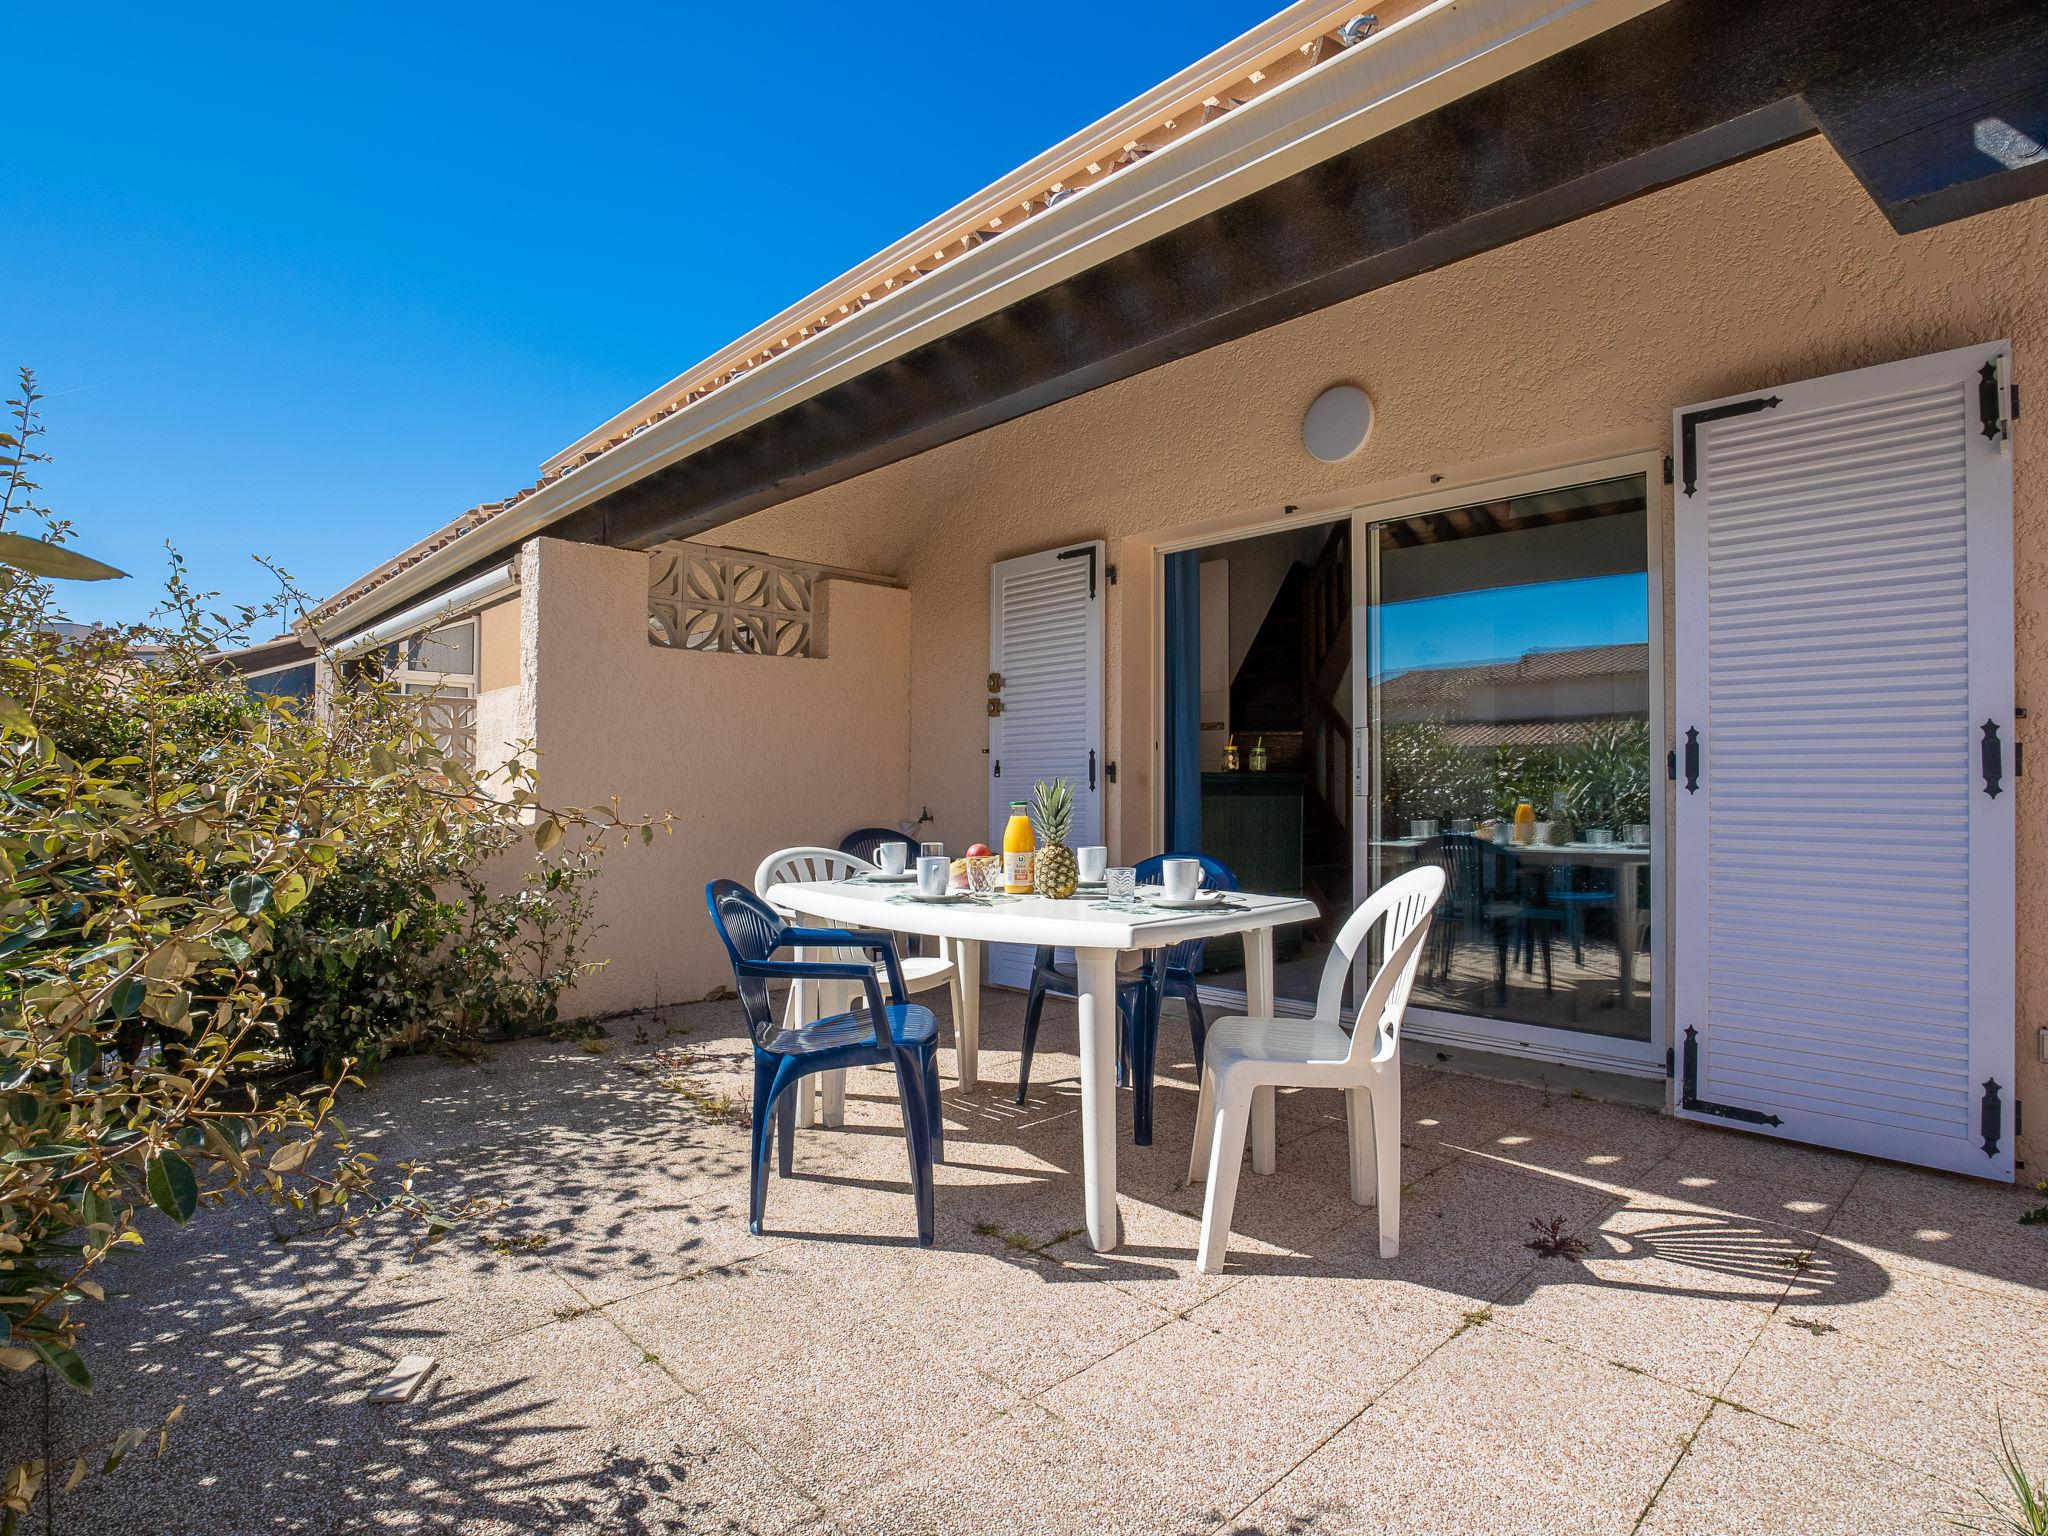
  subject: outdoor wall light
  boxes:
[1302,384,1374,462]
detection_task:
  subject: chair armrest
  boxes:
[777,927,909,1009]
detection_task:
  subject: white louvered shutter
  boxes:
[1673,342,2015,1178]
[987,543,1105,988]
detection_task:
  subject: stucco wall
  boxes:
[520,537,912,1012]
[695,134,2046,1169]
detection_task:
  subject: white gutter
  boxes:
[322,559,518,661]
[327,0,1665,639]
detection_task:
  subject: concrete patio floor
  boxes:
[18,986,2048,1534]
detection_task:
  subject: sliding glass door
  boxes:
[1360,471,1660,1071]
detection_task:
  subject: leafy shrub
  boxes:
[0,368,645,1521]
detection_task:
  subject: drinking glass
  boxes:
[920,841,944,861]
[1106,866,1138,902]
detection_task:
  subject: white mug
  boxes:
[876,842,909,876]
[1076,845,1108,884]
[1162,858,1201,902]
[916,855,950,897]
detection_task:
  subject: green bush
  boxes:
[0,367,646,1522]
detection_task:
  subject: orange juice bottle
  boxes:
[1002,801,1036,894]
[1514,800,1536,844]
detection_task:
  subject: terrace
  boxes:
[31,987,2048,1534]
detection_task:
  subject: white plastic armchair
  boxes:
[754,847,964,1128]
[1186,865,1445,1274]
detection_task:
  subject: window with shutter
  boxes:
[986,543,1105,988]
[1672,341,2015,1178]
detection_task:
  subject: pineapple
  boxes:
[1031,777,1078,898]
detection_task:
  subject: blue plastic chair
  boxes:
[704,879,942,1246]
[1015,853,1238,1146]
[838,828,928,956]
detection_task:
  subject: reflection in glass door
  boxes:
[1367,474,1656,1063]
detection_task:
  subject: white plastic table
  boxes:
[763,880,1319,1252]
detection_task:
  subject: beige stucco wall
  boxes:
[519,537,913,1012]
[689,133,2046,1169]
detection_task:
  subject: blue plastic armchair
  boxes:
[705,879,942,1245]
[1015,853,1238,1146]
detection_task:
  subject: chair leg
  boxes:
[1186,1062,1217,1185]
[748,1056,781,1235]
[1345,1086,1377,1207]
[1251,1085,1277,1176]
[890,1049,936,1247]
[922,1045,946,1165]
[1177,982,1207,1075]
[776,1077,797,1179]
[1015,978,1048,1105]
[821,1068,847,1127]
[1129,984,1159,1147]
[1196,1088,1253,1274]
[1373,1077,1403,1259]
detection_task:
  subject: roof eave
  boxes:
[321,0,1666,640]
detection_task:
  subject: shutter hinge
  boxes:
[992,758,1001,778]
[1679,395,1781,496]
[1666,749,1677,782]
[1056,545,1099,598]
[1088,749,1097,791]
[1664,1046,1675,1080]
[1979,359,2011,446]
[1105,759,1118,784]
[1981,1078,2004,1158]
[1662,454,1673,485]
[1981,720,2004,797]
[1680,1026,1784,1127]
[1106,563,1119,586]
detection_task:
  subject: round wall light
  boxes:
[1302,384,1374,463]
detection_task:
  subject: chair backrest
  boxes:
[704,878,788,1046]
[1312,865,1447,1064]
[1134,853,1238,976]
[755,845,872,908]
[839,827,917,865]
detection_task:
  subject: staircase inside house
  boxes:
[1223,523,1352,943]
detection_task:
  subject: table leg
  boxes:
[1076,947,1120,1253]
[955,938,981,1091]
[1246,926,1277,1176]
[1615,864,1639,1010]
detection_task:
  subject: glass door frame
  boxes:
[1350,451,1669,1077]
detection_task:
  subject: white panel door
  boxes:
[987,542,1105,988]
[1673,341,2015,1178]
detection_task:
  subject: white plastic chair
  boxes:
[1186,865,1445,1274]
[754,847,965,1128]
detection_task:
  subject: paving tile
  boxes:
[1491,1202,1785,1392]
[1722,1314,2048,1485]
[832,1400,1231,1536]
[1825,1182,2048,1302]
[1639,1402,1962,1535]
[1779,1262,2048,1398]
[1656,1123,1866,1207]
[604,1246,1021,1501]
[1237,1323,1701,1536]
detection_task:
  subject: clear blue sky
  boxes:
[8,2,1273,626]
[1375,575,1651,677]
